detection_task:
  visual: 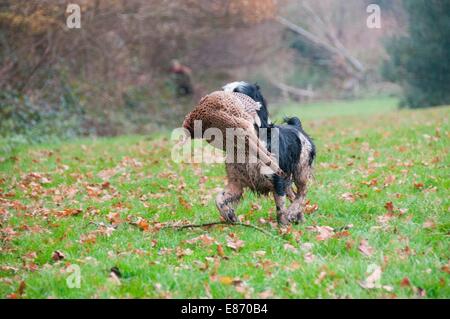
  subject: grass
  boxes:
[0,97,449,298]
[274,96,398,120]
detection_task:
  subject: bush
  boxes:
[0,86,88,154]
[382,0,450,108]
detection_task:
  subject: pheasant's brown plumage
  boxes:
[183,91,283,176]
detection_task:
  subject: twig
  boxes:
[163,221,286,241]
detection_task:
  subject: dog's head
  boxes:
[222,81,271,128]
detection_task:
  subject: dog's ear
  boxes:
[254,83,261,90]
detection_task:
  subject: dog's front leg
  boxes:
[215,181,243,223]
[286,185,296,203]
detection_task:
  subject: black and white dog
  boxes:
[219,81,316,225]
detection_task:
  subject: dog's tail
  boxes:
[283,116,302,129]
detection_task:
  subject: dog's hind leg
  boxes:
[273,175,290,226]
[287,165,312,223]
[215,180,243,223]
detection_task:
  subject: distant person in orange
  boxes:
[170,59,194,97]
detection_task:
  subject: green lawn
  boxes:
[0,98,449,298]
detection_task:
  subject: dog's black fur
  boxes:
[228,82,316,197]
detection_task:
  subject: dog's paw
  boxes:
[276,210,290,226]
[289,212,305,224]
[286,207,305,225]
[219,207,237,223]
[216,194,237,223]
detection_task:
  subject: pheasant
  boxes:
[182,90,284,177]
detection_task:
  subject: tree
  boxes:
[382,0,450,108]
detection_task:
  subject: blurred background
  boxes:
[0,0,449,152]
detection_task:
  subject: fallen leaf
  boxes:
[107,212,121,225]
[226,233,245,251]
[178,197,192,210]
[97,168,118,181]
[384,175,396,186]
[360,264,382,289]
[219,276,233,285]
[259,289,273,299]
[56,208,82,217]
[441,261,450,274]
[400,277,411,287]
[185,234,217,246]
[52,250,65,261]
[307,226,335,241]
[384,202,395,213]
[254,250,266,257]
[79,233,97,244]
[176,248,193,258]
[341,192,356,203]
[383,285,394,292]
[358,239,374,257]
[423,220,436,229]
[304,202,319,214]
[304,252,315,263]
[414,182,424,189]
[217,244,225,257]
[137,218,149,231]
[315,271,327,284]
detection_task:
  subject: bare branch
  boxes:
[275,15,365,74]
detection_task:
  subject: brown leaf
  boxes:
[358,239,374,257]
[219,276,233,285]
[56,208,82,217]
[23,251,37,261]
[441,261,450,274]
[176,247,193,258]
[423,219,436,229]
[307,226,335,241]
[259,289,273,299]
[137,218,149,231]
[341,192,356,203]
[226,233,245,251]
[18,281,26,296]
[97,168,118,181]
[304,252,315,264]
[178,197,192,210]
[185,234,217,246]
[414,182,424,189]
[384,175,396,186]
[315,271,327,284]
[400,277,411,287]
[217,244,225,257]
[384,202,395,213]
[304,201,319,214]
[360,265,382,289]
[107,212,121,225]
[79,233,97,244]
[52,250,65,261]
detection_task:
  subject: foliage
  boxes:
[0,86,88,154]
[1,99,448,298]
[382,0,450,108]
